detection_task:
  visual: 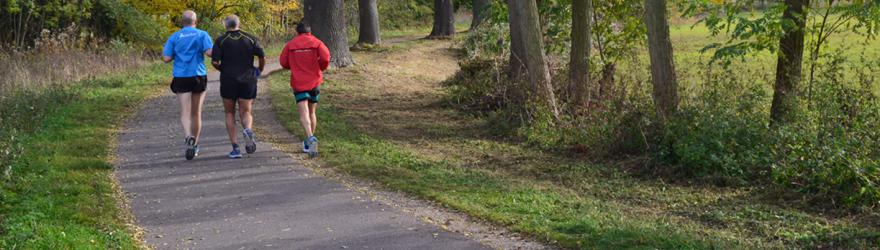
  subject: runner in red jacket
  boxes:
[280,22,330,157]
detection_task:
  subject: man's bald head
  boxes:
[181,10,197,26]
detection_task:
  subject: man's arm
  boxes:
[279,44,290,69]
[317,43,331,71]
[253,38,266,73]
[162,35,174,63]
[211,36,223,71]
[202,32,213,57]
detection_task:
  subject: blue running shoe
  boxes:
[307,136,318,158]
[194,145,200,157]
[302,140,310,153]
[243,128,257,154]
[229,144,242,159]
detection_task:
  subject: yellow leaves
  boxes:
[266,0,300,14]
[710,0,726,4]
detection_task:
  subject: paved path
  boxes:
[115,65,489,249]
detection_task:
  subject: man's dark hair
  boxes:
[296,22,311,34]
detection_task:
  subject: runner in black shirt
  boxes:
[211,14,266,158]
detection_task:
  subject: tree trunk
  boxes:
[598,63,616,100]
[304,0,355,67]
[429,0,456,38]
[357,0,380,45]
[507,0,526,79]
[471,0,490,30]
[770,0,809,124]
[569,0,592,109]
[510,0,561,120]
[644,0,679,121]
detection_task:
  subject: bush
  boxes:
[770,54,880,207]
[655,64,774,181]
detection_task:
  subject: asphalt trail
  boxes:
[115,64,489,250]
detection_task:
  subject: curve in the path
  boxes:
[114,64,489,249]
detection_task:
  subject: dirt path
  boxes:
[114,63,489,249]
[331,39,490,161]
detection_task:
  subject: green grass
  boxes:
[0,63,169,249]
[268,71,748,249]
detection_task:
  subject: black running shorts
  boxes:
[220,75,257,100]
[170,76,208,94]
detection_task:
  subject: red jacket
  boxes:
[280,33,331,91]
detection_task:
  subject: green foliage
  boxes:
[93,0,165,47]
[656,65,774,181]
[592,0,645,65]
[679,0,880,62]
[344,0,434,36]
[771,53,880,207]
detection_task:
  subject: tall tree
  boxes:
[429,0,456,38]
[471,0,490,30]
[770,0,809,124]
[357,0,380,45]
[507,0,526,78]
[509,0,561,119]
[569,0,593,109]
[643,0,678,121]
[304,0,354,67]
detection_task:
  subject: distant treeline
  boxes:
[0,0,301,51]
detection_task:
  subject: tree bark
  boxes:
[471,0,490,30]
[429,0,456,38]
[357,0,380,45]
[304,0,355,67]
[644,0,679,121]
[569,0,593,109]
[770,0,809,124]
[510,0,561,120]
[507,0,526,79]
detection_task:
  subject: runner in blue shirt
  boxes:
[162,10,213,160]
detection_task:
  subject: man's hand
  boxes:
[211,60,222,71]
[162,56,173,63]
[258,56,266,73]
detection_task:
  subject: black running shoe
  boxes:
[243,128,257,154]
[185,136,196,160]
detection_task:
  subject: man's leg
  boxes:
[239,99,254,130]
[297,100,313,138]
[308,102,318,135]
[224,98,238,145]
[240,98,258,154]
[176,92,193,137]
[190,91,207,144]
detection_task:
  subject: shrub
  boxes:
[655,64,774,181]
[770,54,880,207]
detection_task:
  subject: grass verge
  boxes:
[0,63,169,249]
[268,71,741,249]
